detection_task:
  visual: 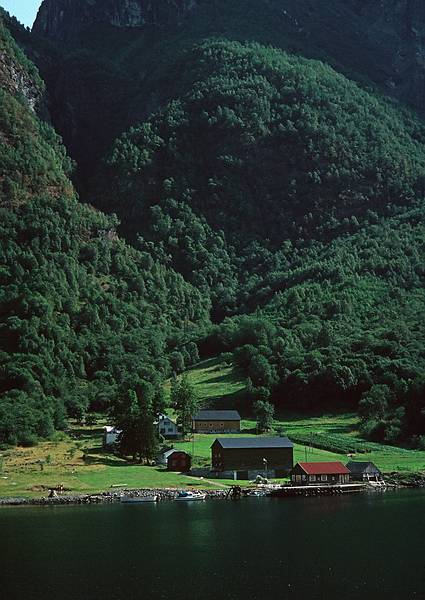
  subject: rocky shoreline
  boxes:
[0,488,229,507]
[1,474,424,507]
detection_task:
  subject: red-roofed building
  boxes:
[290,462,350,485]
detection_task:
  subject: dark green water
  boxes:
[1,490,424,600]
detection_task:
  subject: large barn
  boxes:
[290,462,351,485]
[211,437,293,479]
[192,410,241,433]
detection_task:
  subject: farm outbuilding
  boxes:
[211,437,293,479]
[103,426,122,448]
[193,410,241,433]
[156,448,177,466]
[346,461,382,481]
[291,462,351,485]
[167,450,192,472]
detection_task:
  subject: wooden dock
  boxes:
[269,483,367,498]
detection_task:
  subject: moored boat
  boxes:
[175,491,206,501]
[120,495,158,504]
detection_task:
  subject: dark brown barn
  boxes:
[167,450,191,472]
[290,462,350,485]
[211,437,293,478]
[193,410,241,433]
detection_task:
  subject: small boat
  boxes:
[175,491,206,501]
[120,495,158,504]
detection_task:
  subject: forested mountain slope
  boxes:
[1,1,424,448]
[0,18,209,445]
[29,0,425,192]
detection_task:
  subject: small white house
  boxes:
[103,426,122,448]
[157,414,179,439]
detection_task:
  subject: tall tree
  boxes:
[116,382,158,462]
[171,374,198,438]
[254,400,275,433]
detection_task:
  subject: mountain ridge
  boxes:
[33,0,200,40]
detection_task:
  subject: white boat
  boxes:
[120,495,158,504]
[175,491,206,501]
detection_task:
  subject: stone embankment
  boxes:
[385,473,425,488]
[0,488,228,507]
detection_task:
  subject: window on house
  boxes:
[321,475,328,481]
[310,475,316,482]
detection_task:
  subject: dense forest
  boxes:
[1,1,425,448]
[0,18,209,444]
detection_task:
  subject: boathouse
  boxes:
[346,461,382,482]
[167,450,192,472]
[193,410,241,433]
[290,462,350,485]
[211,437,293,479]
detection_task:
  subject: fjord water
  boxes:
[1,490,424,600]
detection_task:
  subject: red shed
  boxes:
[291,461,350,485]
[167,450,192,472]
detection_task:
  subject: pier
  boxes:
[269,483,367,498]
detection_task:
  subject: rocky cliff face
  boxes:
[0,22,43,112]
[33,0,200,40]
[271,0,425,111]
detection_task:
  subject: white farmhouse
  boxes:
[157,414,179,439]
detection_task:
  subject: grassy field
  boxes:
[0,424,225,499]
[165,357,247,409]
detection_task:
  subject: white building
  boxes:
[157,414,179,439]
[103,426,122,447]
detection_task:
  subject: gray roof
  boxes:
[346,461,381,474]
[193,410,241,421]
[213,437,293,449]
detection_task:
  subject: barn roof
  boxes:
[193,410,241,421]
[346,461,381,474]
[166,449,191,458]
[213,437,293,449]
[295,462,350,475]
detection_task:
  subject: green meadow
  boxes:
[175,359,425,474]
